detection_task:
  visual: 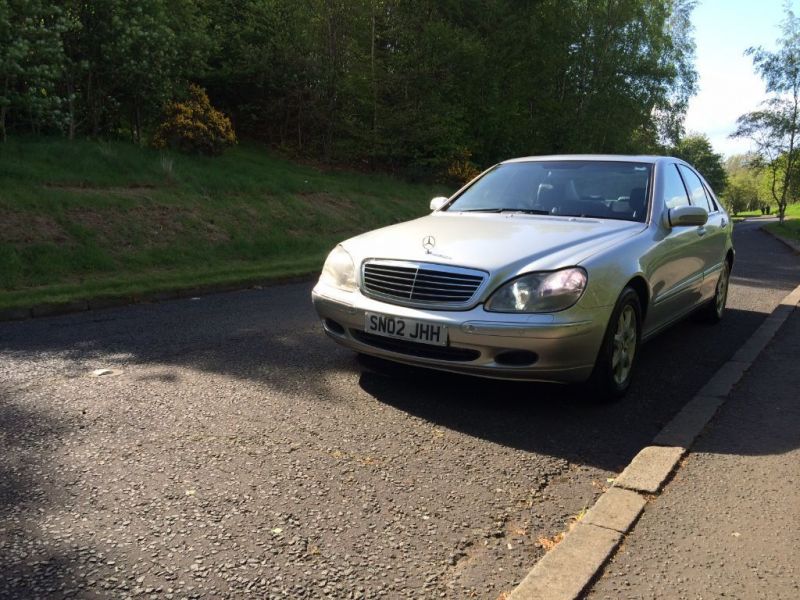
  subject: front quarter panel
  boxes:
[578,231,653,310]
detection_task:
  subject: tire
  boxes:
[698,261,730,324]
[585,287,642,401]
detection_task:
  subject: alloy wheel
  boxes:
[611,305,637,385]
[716,263,730,317]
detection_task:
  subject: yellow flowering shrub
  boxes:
[445,147,482,184]
[153,85,236,156]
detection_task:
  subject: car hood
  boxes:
[342,212,646,277]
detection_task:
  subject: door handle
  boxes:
[720,217,728,227]
[697,226,707,236]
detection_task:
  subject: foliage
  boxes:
[732,4,800,222]
[444,147,482,185]
[0,0,72,141]
[723,153,775,214]
[153,84,236,156]
[0,0,698,175]
[671,133,728,193]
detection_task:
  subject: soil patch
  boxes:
[65,205,230,247]
[0,212,69,244]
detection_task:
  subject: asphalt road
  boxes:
[1,219,798,599]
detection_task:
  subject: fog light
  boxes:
[324,319,345,335]
[495,350,538,367]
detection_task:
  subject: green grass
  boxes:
[764,218,800,243]
[734,204,800,218]
[0,138,447,310]
[759,204,800,243]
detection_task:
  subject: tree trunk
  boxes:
[0,77,7,142]
[133,104,142,145]
[371,4,378,161]
[323,0,338,161]
[88,71,100,138]
[67,77,76,140]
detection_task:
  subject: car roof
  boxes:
[501,154,681,165]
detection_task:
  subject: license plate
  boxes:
[364,312,448,346]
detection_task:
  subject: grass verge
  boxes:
[763,219,800,243]
[0,138,446,311]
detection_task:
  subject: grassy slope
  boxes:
[761,204,800,242]
[0,138,445,309]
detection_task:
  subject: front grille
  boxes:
[351,330,481,362]
[361,260,486,307]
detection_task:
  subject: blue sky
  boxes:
[684,0,789,157]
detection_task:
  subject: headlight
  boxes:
[484,268,587,313]
[319,245,357,291]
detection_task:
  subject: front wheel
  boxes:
[585,287,642,401]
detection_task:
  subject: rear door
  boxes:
[677,165,728,300]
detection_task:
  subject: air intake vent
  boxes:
[361,260,486,308]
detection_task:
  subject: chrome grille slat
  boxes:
[361,260,486,308]
[364,282,413,296]
[416,272,482,282]
[364,273,416,285]
[411,281,477,290]
[410,286,472,294]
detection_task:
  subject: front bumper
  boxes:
[311,283,610,383]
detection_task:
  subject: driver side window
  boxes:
[663,164,690,209]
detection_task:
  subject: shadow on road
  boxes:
[0,386,116,598]
[0,223,797,477]
[357,304,794,471]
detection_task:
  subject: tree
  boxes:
[724,154,765,214]
[732,4,800,223]
[0,0,70,141]
[1,0,700,174]
[671,133,728,193]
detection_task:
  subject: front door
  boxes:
[677,164,729,300]
[645,163,706,334]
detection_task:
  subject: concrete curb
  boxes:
[761,224,800,254]
[0,274,316,323]
[506,282,800,600]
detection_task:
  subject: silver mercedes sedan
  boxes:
[311,155,734,398]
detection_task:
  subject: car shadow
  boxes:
[357,304,796,471]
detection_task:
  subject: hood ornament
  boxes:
[422,236,436,253]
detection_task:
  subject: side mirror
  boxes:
[429,196,449,212]
[665,205,708,228]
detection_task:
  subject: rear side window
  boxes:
[703,184,719,211]
[678,165,713,213]
[663,164,690,209]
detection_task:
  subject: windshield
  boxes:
[445,161,652,222]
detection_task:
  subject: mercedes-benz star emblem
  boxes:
[422,235,436,253]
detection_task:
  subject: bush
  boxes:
[444,147,482,185]
[153,85,236,156]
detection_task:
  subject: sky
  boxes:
[684,0,789,158]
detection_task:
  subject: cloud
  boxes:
[685,51,766,158]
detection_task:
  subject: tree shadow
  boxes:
[691,307,800,459]
[0,283,356,403]
[0,386,117,599]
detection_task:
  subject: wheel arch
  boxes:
[624,275,650,322]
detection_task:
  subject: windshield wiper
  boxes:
[459,208,550,215]
[503,208,550,215]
